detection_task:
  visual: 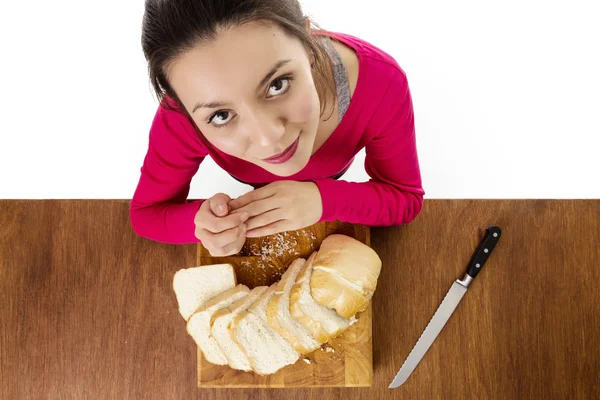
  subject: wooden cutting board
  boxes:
[195,221,373,388]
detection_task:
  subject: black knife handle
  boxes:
[466,225,502,279]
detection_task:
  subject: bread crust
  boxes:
[310,235,381,318]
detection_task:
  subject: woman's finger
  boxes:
[219,231,248,256]
[208,193,232,217]
[202,209,248,233]
[202,223,246,249]
[229,185,276,210]
[232,195,283,218]
[244,209,285,231]
[208,227,248,257]
[245,219,290,238]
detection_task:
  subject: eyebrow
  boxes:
[192,59,292,114]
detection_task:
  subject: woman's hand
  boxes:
[194,193,249,257]
[228,181,323,238]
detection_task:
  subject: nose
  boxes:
[243,108,285,148]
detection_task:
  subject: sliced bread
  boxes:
[173,263,237,320]
[186,284,250,365]
[289,251,351,342]
[210,286,268,371]
[310,235,382,318]
[231,283,300,375]
[267,258,321,354]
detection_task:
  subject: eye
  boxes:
[267,76,292,98]
[209,111,234,127]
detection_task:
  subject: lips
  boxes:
[262,136,300,164]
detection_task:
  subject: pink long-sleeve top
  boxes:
[130,32,425,244]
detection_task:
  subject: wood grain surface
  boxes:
[1,199,599,399]
[195,222,372,387]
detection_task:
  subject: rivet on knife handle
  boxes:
[465,225,502,282]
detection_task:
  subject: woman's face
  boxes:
[168,21,321,177]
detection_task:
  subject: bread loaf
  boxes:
[177,234,381,374]
[309,234,382,318]
[289,251,351,342]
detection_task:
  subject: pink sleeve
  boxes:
[314,68,425,226]
[129,105,208,244]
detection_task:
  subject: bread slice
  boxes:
[210,286,268,371]
[310,234,382,318]
[186,284,250,365]
[289,251,351,342]
[267,258,321,354]
[231,283,300,375]
[173,264,237,320]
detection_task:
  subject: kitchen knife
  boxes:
[389,225,502,389]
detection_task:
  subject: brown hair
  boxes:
[141,0,336,119]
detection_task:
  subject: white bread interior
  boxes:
[210,286,268,371]
[186,284,250,365]
[173,264,237,320]
[267,258,321,354]
[231,283,300,375]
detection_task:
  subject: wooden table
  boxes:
[1,200,598,399]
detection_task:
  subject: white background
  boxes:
[1,0,598,200]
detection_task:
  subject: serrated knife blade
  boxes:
[389,225,502,389]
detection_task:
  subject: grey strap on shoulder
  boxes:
[319,36,351,122]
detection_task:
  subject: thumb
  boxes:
[208,193,232,217]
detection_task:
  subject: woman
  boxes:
[131,0,425,256]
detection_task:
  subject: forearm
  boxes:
[314,178,424,226]
[129,200,203,244]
